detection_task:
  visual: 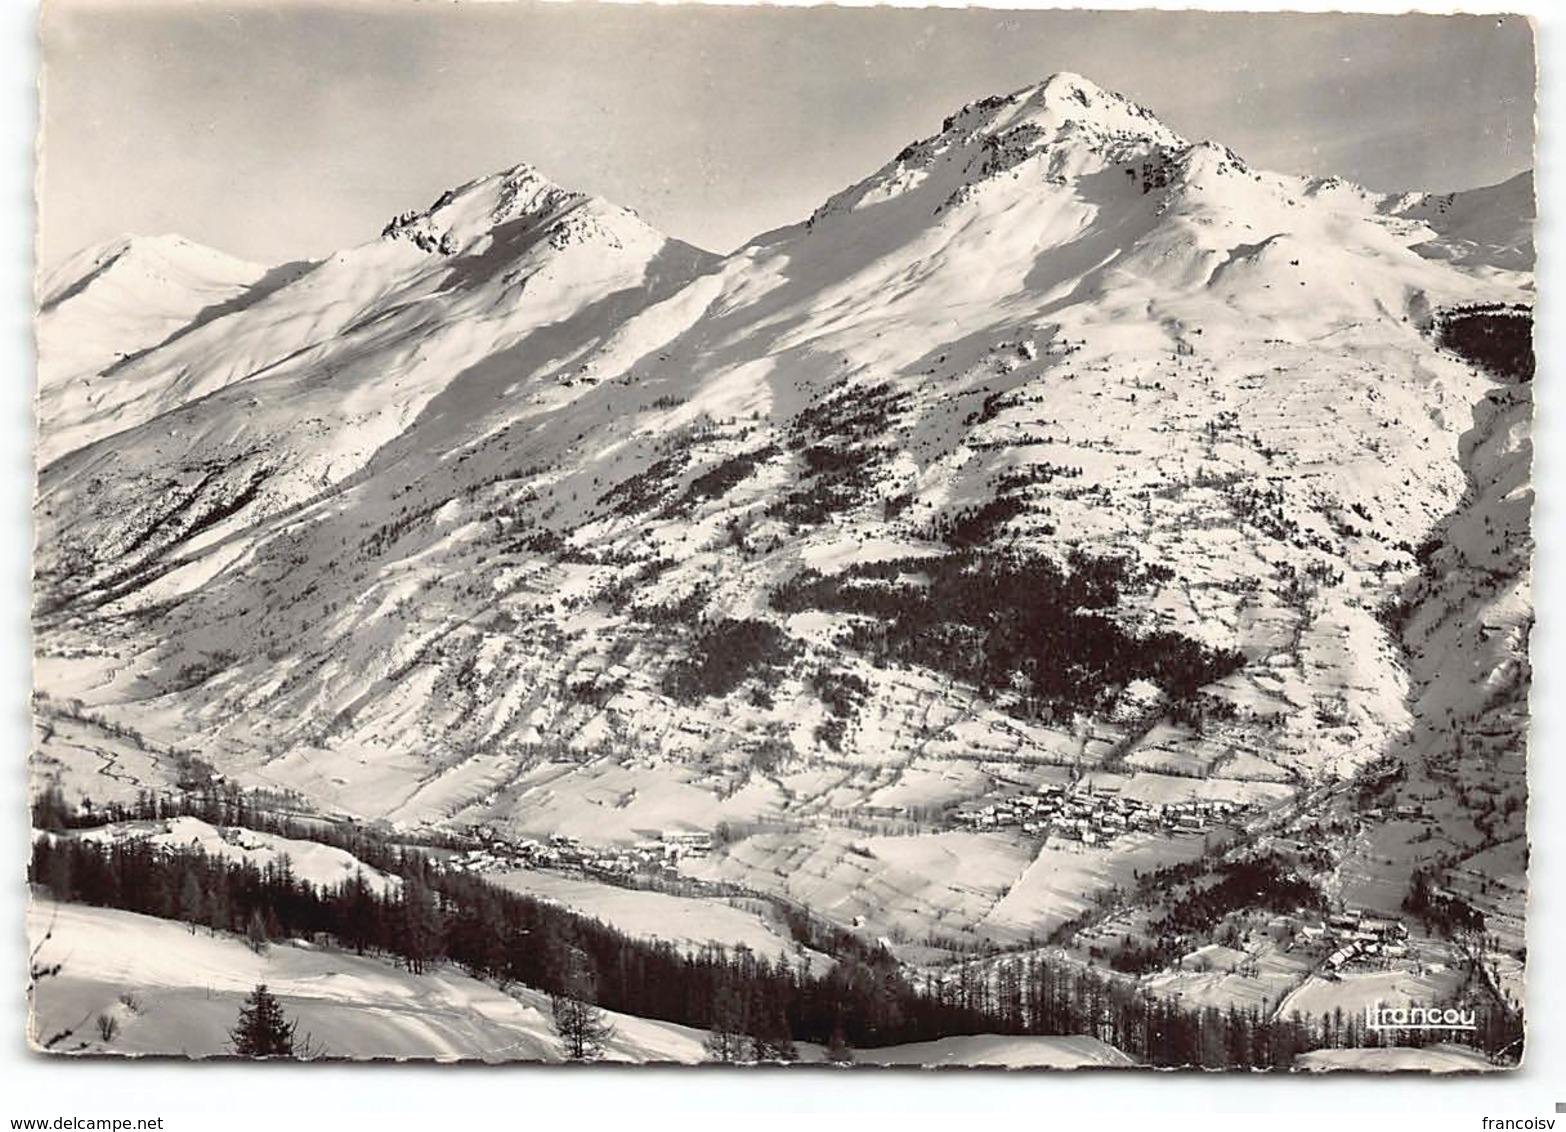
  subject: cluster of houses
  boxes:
[1361,803,1428,823]
[445,829,715,879]
[951,782,1245,847]
[1297,907,1411,971]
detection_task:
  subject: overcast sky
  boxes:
[37,2,1537,268]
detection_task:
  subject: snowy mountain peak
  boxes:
[1038,70,1101,98]
[39,232,264,311]
[380,162,595,255]
[942,72,1187,151]
[807,73,1188,228]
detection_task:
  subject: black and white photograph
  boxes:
[23,0,1542,1082]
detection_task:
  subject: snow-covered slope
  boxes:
[36,235,276,457]
[1389,171,1536,273]
[859,1032,1136,1069]
[1294,1044,1497,1073]
[34,164,715,468]
[27,900,709,1061]
[38,234,269,374]
[1304,170,1535,276]
[33,74,1533,973]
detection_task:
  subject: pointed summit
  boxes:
[808,72,1187,228]
[1038,70,1100,97]
[380,162,589,255]
[942,72,1187,150]
[375,158,698,264]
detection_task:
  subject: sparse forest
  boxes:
[772,549,1245,717]
[28,809,1522,1067]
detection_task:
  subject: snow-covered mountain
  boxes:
[35,162,714,469]
[39,233,268,362]
[37,234,273,459]
[1384,170,1536,272]
[33,74,1532,973]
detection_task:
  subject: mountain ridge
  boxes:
[32,74,1533,990]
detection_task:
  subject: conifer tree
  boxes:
[400,868,443,974]
[229,984,297,1058]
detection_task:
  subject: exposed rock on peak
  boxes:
[942,72,1188,151]
[378,162,649,258]
[808,73,1193,228]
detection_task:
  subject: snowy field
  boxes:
[1294,1044,1497,1073]
[1274,969,1465,1020]
[684,828,1038,950]
[858,1033,1136,1069]
[27,899,709,1062]
[485,870,832,968]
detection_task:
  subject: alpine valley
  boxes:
[30,74,1533,1068]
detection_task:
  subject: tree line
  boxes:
[28,816,1521,1067]
[27,829,988,1053]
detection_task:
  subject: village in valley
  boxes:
[446,827,713,880]
[437,764,1468,1006]
[951,780,1245,845]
